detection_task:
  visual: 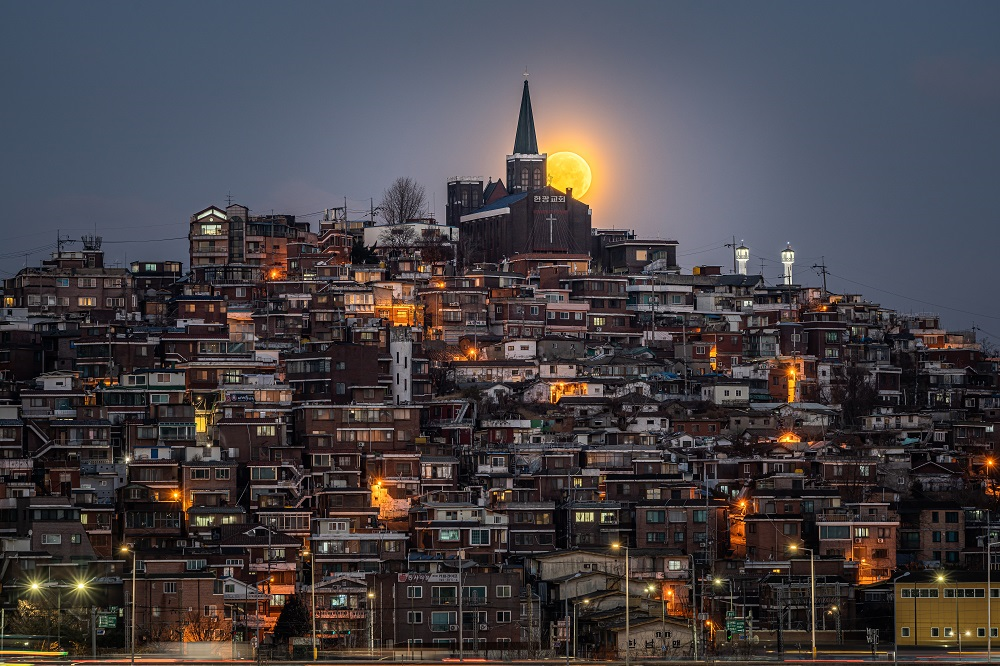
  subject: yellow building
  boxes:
[895,571,999,648]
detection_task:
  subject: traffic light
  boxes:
[726,629,732,642]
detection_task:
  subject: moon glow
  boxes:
[547,151,592,198]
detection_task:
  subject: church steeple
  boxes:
[513,80,538,155]
[507,78,546,193]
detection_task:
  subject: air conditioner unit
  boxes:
[480,624,489,631]
[449,624,458,631]
[877,538,885,543]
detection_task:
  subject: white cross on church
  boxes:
[546,214,557,243]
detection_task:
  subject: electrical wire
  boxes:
[825,270,1000,322]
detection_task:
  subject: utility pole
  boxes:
[724,236,737,274]
[812,258,829,300]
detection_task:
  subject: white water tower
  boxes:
[735,242,750,275]
[781,243,795,285]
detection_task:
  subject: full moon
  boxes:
[547,151,592,198]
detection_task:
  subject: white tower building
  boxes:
[781,244,795,285]
[735,243,750,275]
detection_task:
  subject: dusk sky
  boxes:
[2,2,998,335]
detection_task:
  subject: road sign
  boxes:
[726,620,746,633]
[98,613,118,628]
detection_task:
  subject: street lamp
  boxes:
[789,544,817,659]
[647,585,666,655]
[936,573,962,656]
[828,605,842,645]
[988,538,1000,662]
[573,598,589,659]
[367,591,376,656]
[302,549,317,661]
[611,543,630,666]
[713,578,734,642]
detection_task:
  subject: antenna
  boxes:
[226,191,234,206]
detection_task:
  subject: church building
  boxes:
[450,79,593,266]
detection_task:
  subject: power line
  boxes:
[825,270,1000,322]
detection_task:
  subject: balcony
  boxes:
[248,560,296,572]
[816,513,896,523]
[315,609,366,620]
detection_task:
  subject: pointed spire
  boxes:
[513,80,539,155]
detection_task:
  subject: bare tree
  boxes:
[379,177,426,225]
[379,225,417,250]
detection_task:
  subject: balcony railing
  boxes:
[815,513,896,523]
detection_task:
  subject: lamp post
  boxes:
[303,549,317,661]
[573,598,589,659]
[367,591,375,656]
[936,573,962,656]
[789,544,817,659]
[988,538,1000,663]
[828,606,842,645]
[687,555,699,661]
[647,585,666,655]
[611,543,630,666]
[121,545,138,666]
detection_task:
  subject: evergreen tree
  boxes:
[272,595,311,644]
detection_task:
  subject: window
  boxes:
[646,511,667,524]
[191,468,210,480]
[979,628,987,638]
[41,534,61,545]
[439,529,460,541]
[77,297,96,307]
[944,627,954,638]
[464,586,487,602]
[497,611,512,623]
[647,532,666,543]
[256,425,276,437]
[70,534,81,544]
[496,585,512,598]
[901,627,910,638]
[470,529,490,546]
[693,509,708,523]
[945,511,959,523]
[215,468,230,480]
[163,582,177,594]
[407,586,423,599]
[930,627,940,637]
[575,511,595,523]
[946,531,959,543]
[407,611,423,624]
